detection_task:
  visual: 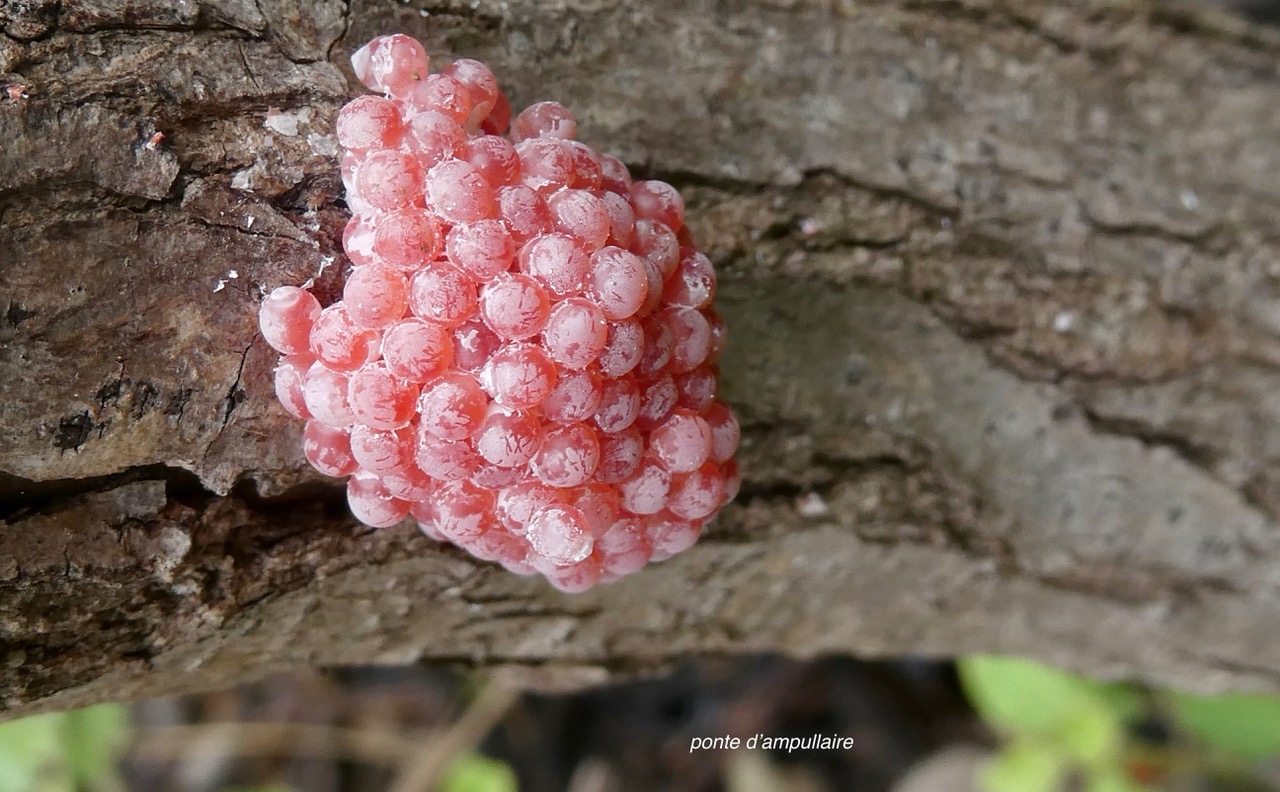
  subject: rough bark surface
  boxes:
[4,0,1280,717]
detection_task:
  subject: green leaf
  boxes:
[981,742,1065,792]
[1093,684,1144,724]
[440,753,518,792]
[1084,767,1152,792]
[1171,690,1280,760]
[0,712,71,792]
[64,704,129,788]
[0,705,130,792]
[959,655,1115,738]
[1058,706,1122,766]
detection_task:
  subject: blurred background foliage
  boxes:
[2,654,1280,792]
[958,656,1280,792]
[0,705,129,792]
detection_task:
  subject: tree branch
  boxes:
[4,0,1280,717]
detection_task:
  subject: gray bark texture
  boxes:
[3,0,1280,718]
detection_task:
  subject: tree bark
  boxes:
[4,0,1280,717]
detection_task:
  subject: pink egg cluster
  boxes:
[258,33,740,591]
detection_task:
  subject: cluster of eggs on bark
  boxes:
[258,34,739,591]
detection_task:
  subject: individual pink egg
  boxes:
[463,134,521,186]
[526,504,593,566]
[666,462,725,520]
[704,400,741,463]
[259,286,321,356]
[452,317,503,371]
[348,362,419,430]
[273,354,313,419]
[595,426,644,484]
[371,208,442,271]
[408,261,478,328]
[309,304,380,373]
[495,480,568,532]
[349,424,415,473]
[473,406,543,468]
[343,265,408,329]
[354,34,429,97]
[593,376,640,434]
[648,409,713,474]
[356,149,424,210]
[597,518,652,576]
[380,463,436,501]
[381,319,453,383]
[548,189,610,251]
[425,159,496,224]
[497,184,552,244]
[617,457,672,516]
[511,100,578,142]
[585,247,648,321]
[664,249,717,309]
[347,471,411,527]
[405,72,473,124]
[540,367,602,425]
[518,233,590,298]
[675,366,718,413]
[542,298,608,371]
[636,374,678,431]
[441,58,499,127]
[659,306,712,373]
[515,137,575,195]
[406,110,467,168]
[335,95,404,152]
[631,180,685,231]
[478,273,551,341]
[645,511,702,559]
[599,154,633,195]
[446,220,515,282]
[597,320,644,378]
[480,343,557,409]
[417,371,487,441]
[431,479,496,541]
[302,362,356,428]
[415,431,482,482]
[530,423,601,488]
[302,420,358,477]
